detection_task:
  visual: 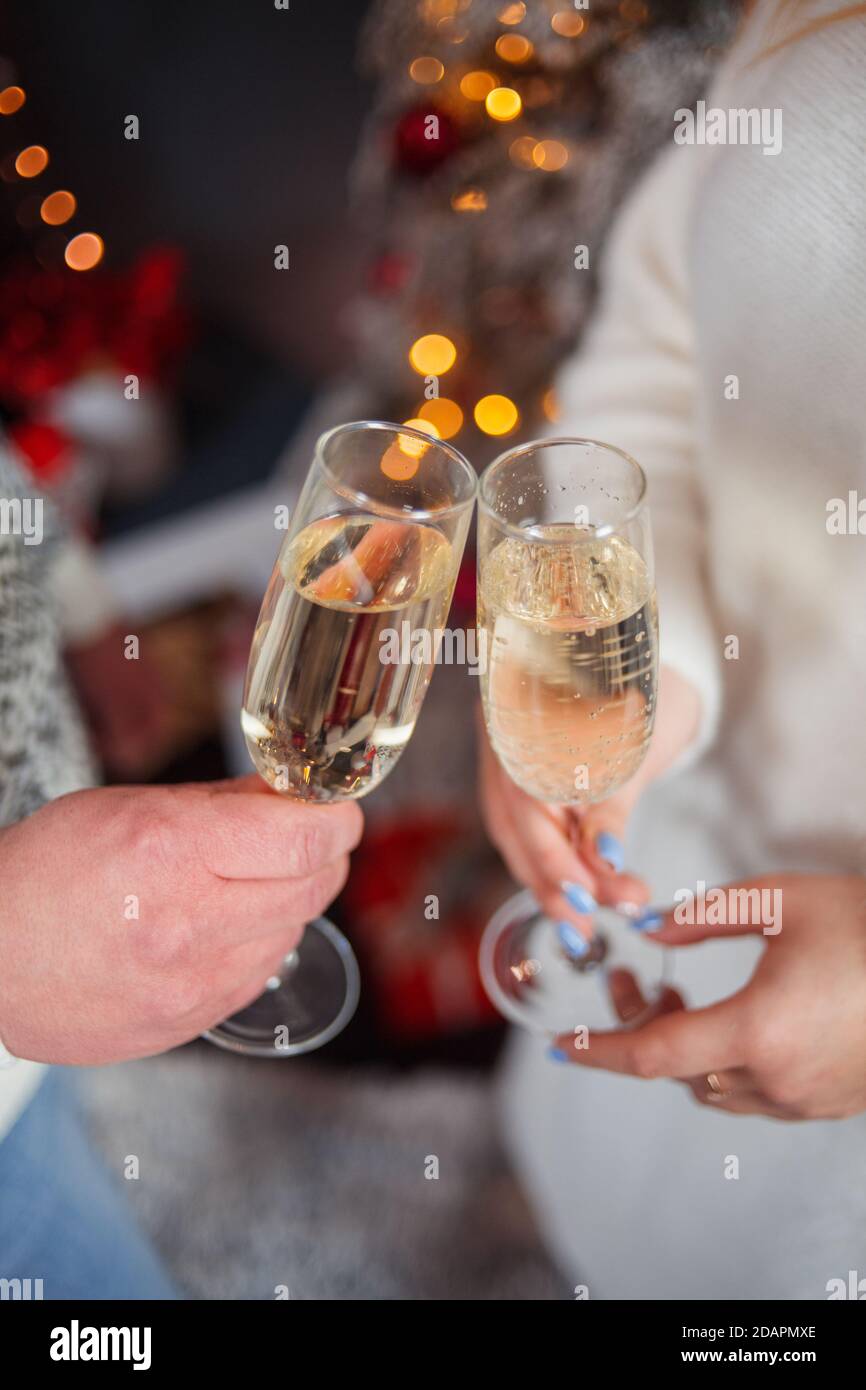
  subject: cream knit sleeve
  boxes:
[554,144,721,769]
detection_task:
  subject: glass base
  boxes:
[479,889,670,1036]
[203,917,360,1058]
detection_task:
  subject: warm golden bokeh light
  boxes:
[400,417,440,457]
[437,15,468,42]
[508,135,537,168]
[409,56,445,84]
[495,34,533,63]
[497,2,526,23]
[551,11,586,37]
[381,442,421,481]
[15,145,48,178]
[418,397,464,439]
[474,394,519,436]
[485,87,522,122]
[379,419,442,476]
[421,0,460,19]
[451,187,487,212]
[64,232,104,271]
[408,333,457,376]
[0,86,26,116]
[40,190,76,226]
[532,139,569,171]
[460,70,498,101]
[541,387,560,423]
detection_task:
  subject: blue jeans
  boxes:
[0,1069,178,1300]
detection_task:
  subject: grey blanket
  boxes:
[81,1048,562,1301]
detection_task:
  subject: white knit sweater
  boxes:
[502,1,866,1299]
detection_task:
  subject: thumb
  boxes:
[632,876,786,944]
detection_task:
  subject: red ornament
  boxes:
[392,104,460,175]
[9,419,72,483]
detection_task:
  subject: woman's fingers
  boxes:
[572,798,649,910]
[626,877,790,944]
[479,726,597,935]
[551,992,747,1076]
[683,1078,800,1121]
[479,723,649,939]
[606,968,684,1027]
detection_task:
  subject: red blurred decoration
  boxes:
[368,251,414,295]
[8,419,72,483]
[0,246,191,412]
[392,104,460,175]
[340,814,501,1041]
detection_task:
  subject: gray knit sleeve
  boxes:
[0,446,96,825]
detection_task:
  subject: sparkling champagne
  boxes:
[479,526,657,804]
[242,513,455,801]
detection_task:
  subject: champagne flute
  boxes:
[477,438,669,1036]
[205,420,477,1057]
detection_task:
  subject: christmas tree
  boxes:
[347,0,739,459]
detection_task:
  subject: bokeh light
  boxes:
[542,387,560,423]
[381,443,421,481]
[497,2,526,23]
[0,86,26,115]
[509,135,537,168]
[421,0,460,19]
[40,190,76,225]
[409,333,457,375]
[460,70,498,101]
[64,232,104,271]
[495,34,533,63]
[451,187,487,212]
[551,11,586,38]
[474,394,519,436]
[485,87,522,122]
[15,145,48,178]
[418,397,464,439]
[400,417,440,457]
[380,419,441,478]
[532,139,569,171]
[409,56,445,84]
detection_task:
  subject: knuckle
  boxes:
[129,913,194,971]
[631,1043,665,1080]
[126,801,180,874]
[155,970,208,1022]
[284,818,327,877]
[742,1006,787,1069]
[760,1068,808,1110]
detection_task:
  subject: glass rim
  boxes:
[314,419,478,523]
[478,435,647,540]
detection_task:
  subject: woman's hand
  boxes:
[550,873,866,1122]
[478,665,702,938]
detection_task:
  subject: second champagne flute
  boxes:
[205,420,476,1057]
[477,437,669,1036]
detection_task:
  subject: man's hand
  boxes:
[551,874,866,1122]
[0,776,363,1065]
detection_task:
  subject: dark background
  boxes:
[1,0,371,380]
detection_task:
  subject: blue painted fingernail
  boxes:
[546,1046,567,1063]
[562,881,597,915]
[556,920,589,959]
[633,910,664,933]
[595,832,624,872]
